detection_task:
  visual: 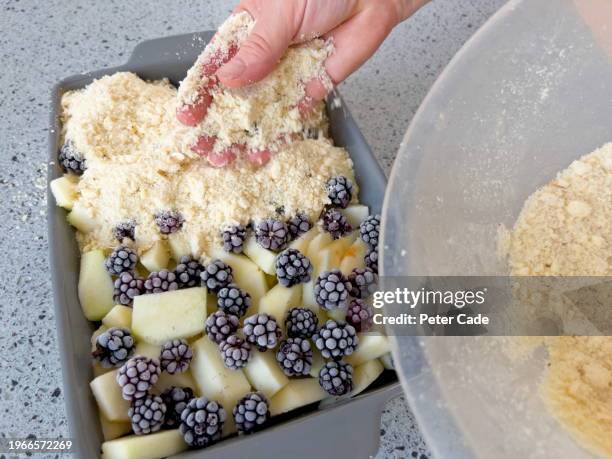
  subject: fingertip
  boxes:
[176,91,213,126]
[191,135,217,157]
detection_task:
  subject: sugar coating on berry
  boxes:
[160,339,193,374]
[129,394,167,435]
[205,310,240,344]
[365,247,379,274]
[116,356,161,401]
[219,335,251,370]
[155,210,184,234]
[345,299,374,332]
[326,176,353,209]
[321,208,352,239]
[275,248,312,287]
[113,220,136,242]
[201,259,233,293]
[105,246,137,276]
[255,219,289,251]
[217,284,251,317]
[92,327,134,368]
[314,269,351,311]
[359,214,380,248]
[276,337,313,376]
[221,224,247,253]
[58,141,87,175]
[285,307,318,338]
[113,271,144,306]
[347,267,378,299]
[144,269,179,294]
[174,256,203,289]
[233,392,269,434]
[180,397,226,447]
[242,313,281,351]
[287,213,312,239]
[312,320,358,360]
[161,386,194,428]
[319,361,353,396]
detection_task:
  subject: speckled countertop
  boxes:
[0,0,506,457]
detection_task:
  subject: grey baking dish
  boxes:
[48,31,400,458]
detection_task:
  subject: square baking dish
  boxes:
[48,31,400,458]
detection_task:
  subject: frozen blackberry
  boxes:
[144,269,178,294]
[92,327,134,368]
[314,269,351,311]
[217,284,251,317]
[105,246,137,276]
[347,267,378,299]
[116,356,161,401]
[113,220,136,242]
[287,212,312,239]
[276,337,312,377]
[285,307,318,338]
[113,271,144,306]
[255,219,288,251]
[58,141,87,175]
[326,176,353,209]
[221,224,247,253]
[365,247,379,274]
[321,208,352,239]
[129,394,167,435]
[312,320,358,360]
[242,313,281,351]
[174,256,203,289]
[275,248,312,287]
[346,299,374,332]
[161,386,194,428]
[359,214,381,248]
[200,259,233,293]
[318,361,354,396]
[160,339,193,374]
[180,397,226,447]
[205,310,240,345]
[155,210,184,234]
[233,393,269,434]
[219,335,251,370]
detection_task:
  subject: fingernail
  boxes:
[217,57,246,81]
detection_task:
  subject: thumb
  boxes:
[217,15,293,88]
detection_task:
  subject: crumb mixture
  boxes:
[507,143,612,457]
[177,12,334,153]
[61,71,355,256]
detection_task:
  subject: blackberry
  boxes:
[217,284,251,317]
[116,356,161,401]
[345,299,374,332]
[365,247,379,274]
[221,224,247,253]
[285,307,318,338]
[58,141,86,175]
[347,267,378,299]
[129,394,167,435]
[174,256,203,289]
[326,176,353,209]
[321,208,352,239]
[92,327,134,368]
[105,246,137,276]
[113,220,136,242]
[312,320,358,360]
[233,393,269,434]
[144,269,178,294]
[205,311,240,344]
[275,248,312,287]
[314,269,351,311]
[155,210,184,234]
[242,313,281,351]
[200,259,233,293]
[276,337,312,377]
[113,271,144,306]
[160,339,193,374]
[255,219,288,251]
[219,335,251,370]
[161,386,194,428]
[180,397,226,447]
[359,214,381,248]
[318,361,354,396]
[287,213,312,240]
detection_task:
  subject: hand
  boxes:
[178,0,428,125]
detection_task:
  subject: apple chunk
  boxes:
[90,370,130,422]
[269,378,327,416]
[99,413,131,441]
[102,305,132,330]
[67,202,97,233]
[101,429,187,459]
[50,175,78,210]
[133,342,161,360]
[140,241,170,272]
[243,350,289,398]
[258,284,302,326]
[288,227,319,253]
[132,287,207,345]
[243,236,277,275]
[345,333,390,367]
[339,239,369,275]
[154,370,197,394]
[350,359,384,396]
[340,204,369,228]
[79,250,115,321]
[317,232,358,274]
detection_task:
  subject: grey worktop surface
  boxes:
[0,0,506,457]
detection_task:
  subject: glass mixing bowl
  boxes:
[381,0,612,457]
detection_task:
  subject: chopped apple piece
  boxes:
[264,272,278,289]
[380,353,395,370]
[99,413,132,441]
[307,233,333,270]
[91,324,109,352]
[340,204,369,228]
[309,348,325,378]
[50,175,78,210]
[339,239,369,275]
[101,429,187,459]
[302,279,317,308]
[288,227,319,253]
[243,350,289,398]
[312,232,356,274]
[67,202,97,233]
[167,233,191,261]
[243,236,277,275]
[154,370,197,394]
[140,241,170,272]
[191,336,251,410]
[93,361,112,378]
[258,284,302,326]
[79,250,115,321]
[269,378,327,416]
[133,342,160,360]
[345,333,390,367]
[132,287,207,345]
[102,305,132,330]
[90,370,130,422]
[350,359,384,397]
[325,308,347,323]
